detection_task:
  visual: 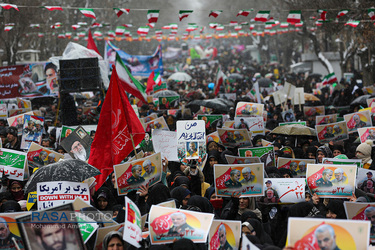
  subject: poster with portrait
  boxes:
[27,142,64,168]
[197,115,223,134]
[207,131,220,144]
[277,157,315,177]
[306,164,356,198]
[158,96,180,110]
[0,212,29,249]
[148,205,214,244]
[152,130,178,161]
[223,120,235,128]
[281,109,296,122]
[367,98,375,108]
[20,115,44,150]
[235,102,264,117]
[124,196,142,248]
[344,110,372,133]
[218,128,252,148]
[316,114,337,125]
[262,178,305,204]
[58,125,75,143]
[0,104,7,118]
[140,113,158,125]
[316,121,349,144]
[114,152,162,195]
[176,120,206,160]
[214,163,264,197]
[60,126,92,161]
[0,148,27,181]
[234,117,265,136]
[356,168,375,191]
[7,113,26,136]
[286,218,370,250]
[225,155,261,165]
[303,106,325,117]
[238,146,275,168]
[358,127,375,144]
[322,157,362,169]
[144,116,170,133]
[209,220,241,250]
[94,223,125,249]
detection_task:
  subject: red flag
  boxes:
[307,167,324,190]
[294,224,320,250]
[216,167,232,189]
[146,71,155,94]
[88,66,145,190]
[87,29,101,56]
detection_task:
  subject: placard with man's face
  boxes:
[60,126,92,161]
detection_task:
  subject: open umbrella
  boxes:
[153,90,179,98]
[258,78,273,88]
[168,72,192,82]
[350,94,371,107]
[304,93,320,101]
[24,159,101,193]
[186,98,233,113]
[228,73,244,80]
[270,124,316,136]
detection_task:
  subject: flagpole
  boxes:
[130,133,139,159]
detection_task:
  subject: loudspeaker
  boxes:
[59,58,102,93]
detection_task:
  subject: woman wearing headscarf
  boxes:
[8,180,25,201]
[170,186,191,208]
[316,145,333,163]
[102,231,126,250]
[93,187,117,211]
[242,218,273,245]
[221,195,262,221]
[187,195,213,213]
[202,150,221,185]
[205,187,223,218]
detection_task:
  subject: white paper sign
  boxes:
[263,178,305,203]
[124,196,142,248]
[234,117,265,136]
[292,87,305,105]
[152,130,178,161]
[176,120,206,160]
[37,181,90,210]
[283,82,296,99]
[272,90,287,106]
[0,104,7,118]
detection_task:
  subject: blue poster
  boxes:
[106,41,163,77]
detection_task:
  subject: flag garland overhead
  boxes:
[0,4,19,11]
[179,10,193,21]
[114,8,130,17]
[254,11,270,22]
[369,8,375,21]
[287,10,302,23]
[337,9,349,18]
[79,8,96,19]
[209,10,222,18]
[237,9,253,17]
[42,6,63,11]
[317,9,327,21]
[147,10,159,23]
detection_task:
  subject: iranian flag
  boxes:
[4,24,14,31]
[114,8,130,17]
[137,26,149,35]
[0,4,19,11]
[38,33,45,37]
[209,23,218,29]
[318,9,327,21]
[147,10,159,23]
[254,11,270,22]
[179,10,193,21]
[218,33,225,38]
[107,31,116,37]
[57,34,66,39]
[78,22,87,26]
[230,21,238,26]
[42,6,63,11]
[71,25,80,30]
[214,67,226,95]
[30,24,40,28]
[116,54,147,103]
[79,8,96,19]
[78,32,86,37]
[186,24,198,32]
[122,24,133,28]
[368,8,375,21]
[234,25,242,31]
[345,20,360,27]
[280,22,289,28]
[209,10,222,18]
[237,9,253,17]
[206,34,213,39]
[322,73,337,85]
[337,9,349,18]
[170,23,178,29]
[115,26,126,35]
[249,24,255,30]
[147,23,155,28]
[93,31,103,37]
[287,10,301,23]
[216,25,225,31]
[155,29,162,35]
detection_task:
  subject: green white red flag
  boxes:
[337,9,349,18]
[4,24,14,31]
[317,9,327,21]
[115,26,126,35]
[287,10,301,23]
[147,10,159,23]
[30,24,40,29]
[237,9,253,17]
[368,8,375,21]
[137,26,149,36]
[79,8,96,19]
[42,6,63,11]
[209,10,222,18]
[214,67,226,95]
[254,11,270,22]
[179,10,193,21]
[114,8,130,17]
[322,73,338,85]
[345,20,360,27]
[0,4,19,11]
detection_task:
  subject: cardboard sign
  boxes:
[225,155,261,165]
[356,168,375,191]
[277,157,315,177]
[197,115,223,134]
[279,121,306,126]
[59,125,75,142]
[292,87,305,105]
[209,220,241,250]
[303,106,325,117]
[322,157,362,169]
[141,113,158,123]
[149,205,214,244]
[60,126,92,161]
[241,233,260,250]
[263,178,305,203]
[37,181,90,210]
[27,142,64,168]
[214,163,264,197]
[144,116,170,133]
[316,114,337,125]
[157,200,176,208]
[207,131,220,144]
[20,114,44,150]
[286,218,370,250]
[158,96,180,110]
[0,148,27,181]
[238,146,275,167]
[176,120,206,160]
[358,127,375,144]
[234,117,265,136]
[344,110,372,134]
[316,121,349,144]
[306,164,356,198]
[114,152,162,195]
[152,130,178,161]
[235,102,264,117]
[223,121,235,128]
[218,128,252,148]
[124,196,142,248]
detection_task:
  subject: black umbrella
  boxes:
[228,73,244,80]
[350,94,371,107]
[186,98,233,113]
[257,78,273,88]
[24,159,101,193]
[152,90,180,98]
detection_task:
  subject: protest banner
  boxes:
[177,120,206,160]
[60,126,92,161]
[157,200,176,208]
[306,164,356,198]
[20,115,44,150]
[153,82,167,93]
[281,109,296,122]
[238,146,275,167]
[344,110,372,133]
[209,220,241,250]
[303,106,325,117]
[262,178,305,204]
[144,116,169,133]
[218,128,252,148]
[356,168,375,191]
[114,152,162,195]
[94,223,125,249]
[225,155,261,165]
[316,121,349,143]
[149,205,214,244]
[198,115,223,134]
[207,131,220,144]
[234,117,265,136]
[124,196,142,248]
[37,181,90,210]
[358,127,375,144]
[316,114,337,125]
[235,102,264,117]
[279,121,306,126]
[152,130,178,161]
[158,96,180,110]
[0,212,29,249]
[0,148,27,181]
[26,192,37,211]
[214,163,264,197]
[277,157,315,177]
[27,142,64,168]
[286,217,370,250]
[322,157,362,168]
